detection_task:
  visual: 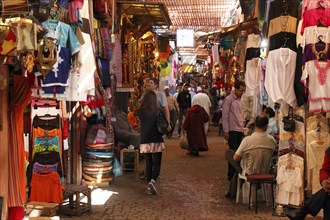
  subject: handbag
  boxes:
[179,130,188,150]
[156,107,168,135]
[282,106,295,132]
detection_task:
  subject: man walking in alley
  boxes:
[164,86,179,139]
[177,83,191,136]
[222,81,246,183]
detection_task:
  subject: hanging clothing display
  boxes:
[277,153,304,206]
[306,114,330,194]
[301,0,330,16]
[301,9,330,35]
[268,15,298,38]
[276,104,306,206]
[268,0,299,21]
[244,33,262,97]
[28,99,64,203]
[66,32,96,101]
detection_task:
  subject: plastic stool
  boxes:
[246,174,276,214]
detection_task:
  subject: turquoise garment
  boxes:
[42,20,81,55]
[220,36,234,50]
[33,136,61,157]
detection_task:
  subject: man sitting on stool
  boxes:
[112,107,140,149]
[286,147,330,220]
[225,115,277,198]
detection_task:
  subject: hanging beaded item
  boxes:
[311,42,329,60]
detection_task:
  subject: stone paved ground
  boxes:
[61,126,316,220]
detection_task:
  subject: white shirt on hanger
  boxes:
[265,48,297,107]
[245,57,262,96]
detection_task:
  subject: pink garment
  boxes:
[68,0,84,24]
[301,8,330,35]
[302,0,330,17]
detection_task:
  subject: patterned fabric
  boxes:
[112,34,123,86]
[32,162,58,174]
[94,28,112,60]
[0,25,17,56]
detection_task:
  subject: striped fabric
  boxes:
[94,28,112,60]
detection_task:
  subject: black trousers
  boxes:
[144,152,162,183]
[227,131,243,181]
[167,109,177,137]
[305,188,330,218]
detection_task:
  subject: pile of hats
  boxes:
[83,124,114,183]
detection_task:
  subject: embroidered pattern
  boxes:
[314,60,330,85]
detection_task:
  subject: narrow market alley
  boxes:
[62,126,284,220]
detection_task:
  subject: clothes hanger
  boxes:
[282,4,289,16]
[317,0,325,10]
[286,153,295,170]
[48,8,59,24]
[318,18,326,27]
[281,37,289,48]
[315,117,325,145]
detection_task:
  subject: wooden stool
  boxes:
[60,184,91,216]
[26,202,59,217]
[120,148,139,171]
[246,174,276,214]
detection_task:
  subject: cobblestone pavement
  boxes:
[62,126,289,220]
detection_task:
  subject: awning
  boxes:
[117,1,172,28]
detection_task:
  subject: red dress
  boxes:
[183,105,209,152]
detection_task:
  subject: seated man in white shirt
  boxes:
[225,114,278,198]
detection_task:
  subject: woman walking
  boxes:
[137,90,165,195]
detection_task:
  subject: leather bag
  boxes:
[282,106,295,132]
[156,107,168,135]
